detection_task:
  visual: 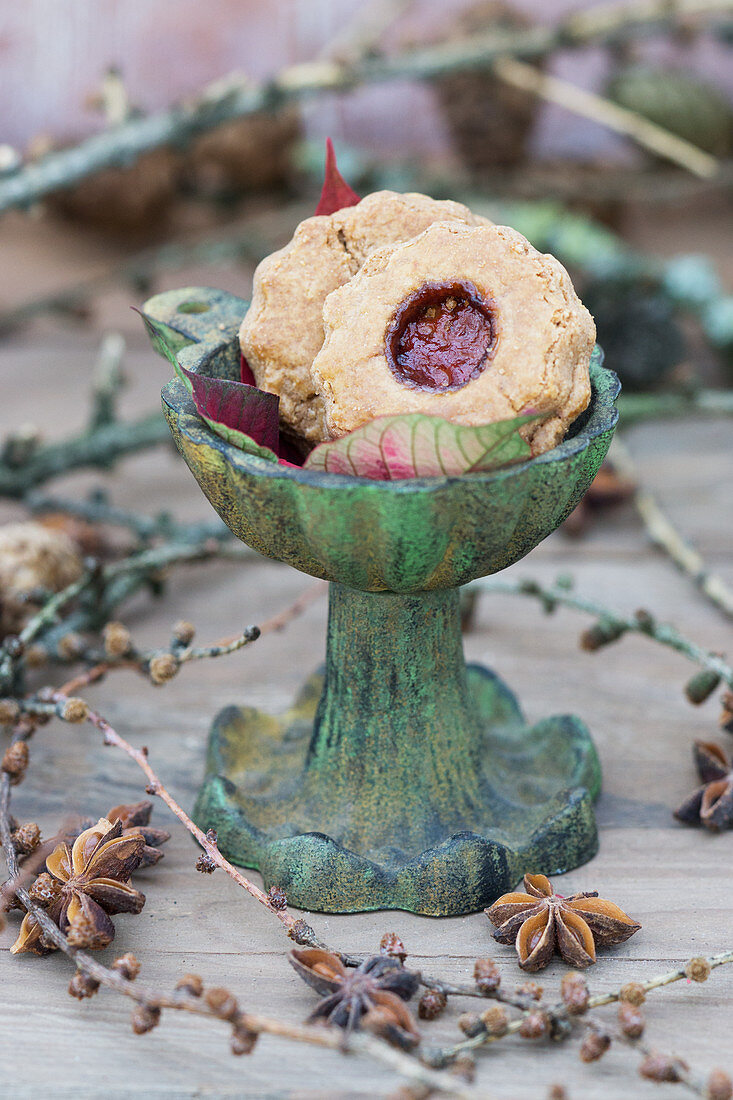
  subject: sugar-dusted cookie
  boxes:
[239,191,491,443]
[311,222,595,456]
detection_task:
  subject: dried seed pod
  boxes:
[685,956,712,982]
[380,932,407,962]
[706,1069,733,1100]
[149,653,179,685]
[579,1029,611,1062]
[2,741,28,780]
[685,669,722,705]
[618,1000,645,1039]
[640,1052,688,1083]
[480,1004,509,1036]
[267,885,288,910]
[28,871,62,906]
[720,692,733,735]
[418,989,447,1020]
[131,1004,161,1034]
[61,697,89,723]
[473,957,500,994]
[113,953,141,980]
[519,1010,549,1040]
[205,987,239,1021]
[68,970,100,999]
[175,973,203,997]
[11,821,41,855]
[231,1023,258,1056]
[560,971,589,1015]
[458,1012,485,1038]
[619,981,646,1006]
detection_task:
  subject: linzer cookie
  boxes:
[239,191,491,443]
[311,222,595,456]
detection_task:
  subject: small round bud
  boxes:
[685,956,712,983]
[57,632,86,661]
[267,885,288,910]
[706,1069,733,1100]
[418,989,447,1020]
[458,1013,485,1038]
[519,1010,549,1040]
[231,1024,258,1056]
[380,931,407,962]
[103,621,132,658]
[131,1005,161,1034]
[196,852,216,873]
[24,645,47,668]
[560,971,589,1015]
[2,741,28,780]
[618,1000,645,1039]
[685,669,722,705]
[579,1030,611,1062]
[619,981,646,1006]
[172,620,196,646]
[0,699,20,725]
[11,821,41,854]
[112,953,141,981]
[640,1052,687,1083]
[205,987,239,1021]
[580,619,626,651]
[473,957,500,994]
[175,973,203,997]
[61,697,89,723]
[68,970,100,999]
[480,1004,509,1036]
[149,653,179,685]
[516,980,543,1002]
[5,636,25,659]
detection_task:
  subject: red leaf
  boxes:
[240,354,256,386]
[188,372,280,454]
[314,138,361,216]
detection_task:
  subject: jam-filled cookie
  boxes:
[310,221,595,456]
[239,191,492,443]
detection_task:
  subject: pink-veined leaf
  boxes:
[137,308,281,463]
[314,138,361,216]
[304,412,541,480]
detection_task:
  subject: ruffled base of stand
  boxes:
[194,665,600,916]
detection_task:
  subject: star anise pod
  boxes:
[675,741,733,831]
[11,817,145,955]
[289,948,420,1049]
[486,873,640,972]
[68,801,170,866]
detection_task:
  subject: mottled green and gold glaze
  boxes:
[145,285,619,915]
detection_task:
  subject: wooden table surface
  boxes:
[1,211,732,1099]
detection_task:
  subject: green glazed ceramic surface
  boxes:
[146,284,620,915]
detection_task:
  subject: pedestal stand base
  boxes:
[194,665,600,916]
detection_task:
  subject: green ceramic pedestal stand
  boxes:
[144,286,619,916]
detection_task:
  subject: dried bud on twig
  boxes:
[619,981,646,1006]
[640,1052,688,1083]
[580,619,626,651]
[418,989,447,1020]
[685,956,712,982]
[57,632,86,661]
[131,1005,161,1034]
[11,821,41,855]
[579,1028,611,1062]
[516,980,543,1001]
[449,1053,476,1083]
[519,1010,549,1040]
[685,668,722,705]
[148,653,179,685]
[113,953,141,980]
[24,645,46,668]
[458,1012,485,1038]
[618,1000,645,1038]
[103,621,132,658]
[205,987,239,1021]
[196,852,216,873]
[231,1023,258,1056]
[267,885,288,910]
[172,620,196,646]
[560,971,589,1015]
[480,1004,509,1036]
[61,697,89,723]
[2,741,28,781]
[380,932,407,963]
[474,957,500,994]
[0,699,20,725]
[68,970,100,999]
[706,1069,733,1100]
[176,973,204,997]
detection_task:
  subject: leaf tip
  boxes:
[314,138,361,217]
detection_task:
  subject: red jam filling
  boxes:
[386,281,496,391]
